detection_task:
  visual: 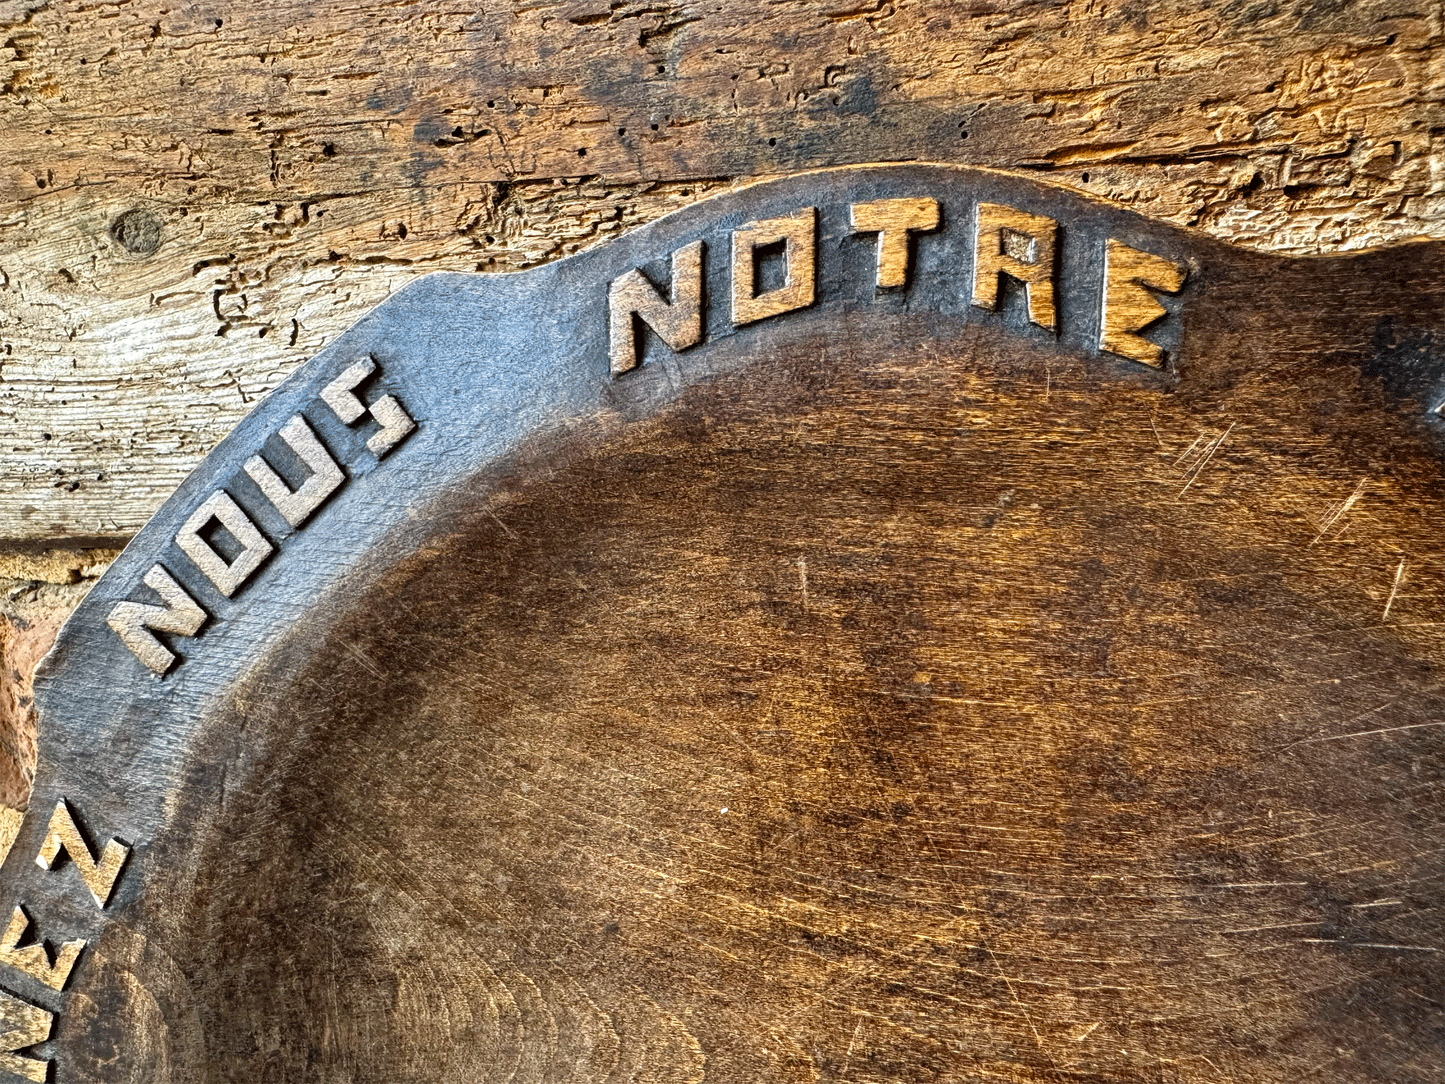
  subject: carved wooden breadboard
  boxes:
[3,166,1442,1084]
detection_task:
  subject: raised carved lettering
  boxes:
[243,414,345,528]
[0,989,51,1083]
[321,357,416,457]
[849,197,940,289]
[106,564,207,674]
[1099,239,1188,367]
[35,801,129,909]
[0,907,83,992]
[972,202,1057,331]
[608,240,704,376]
[175,491,274,598]
[731,208,817,327]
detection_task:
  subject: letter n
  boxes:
[106,564,207,674]
[0,988,52,1083]
[608,240,704,376]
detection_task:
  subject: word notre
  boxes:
[105,192,1186,678]
[608,197,1187,376]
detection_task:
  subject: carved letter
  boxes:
[35,801,129,909]
[608,240,704,376]
[1099,239,1187,367]
[106,564,207,674]
[320,357,416,457]
[850,197,940,289]
[243,414,345,528]
[175,491,274,598]
[0,907,83,992]
[972,202,1057,331]
[731,208,816,327]
[0,989,51,1083]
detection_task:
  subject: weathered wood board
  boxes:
[0,165,1440,1082]
[1,0,1441,542]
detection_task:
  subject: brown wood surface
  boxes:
[5,163,1438,1081]
[0,5,1440,1080]
[0,0,1440,541]
[2,0,1439,843]
[149,244,1443,1083]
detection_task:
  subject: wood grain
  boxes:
[8,166,1442,1082]
[0,0,1440,540]
[147,275,1445,1083]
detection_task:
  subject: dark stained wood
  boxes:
[4,166,1443,1083]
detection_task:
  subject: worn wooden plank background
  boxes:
[0,0,1440,544]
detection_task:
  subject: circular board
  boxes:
[4,166,1443,1084]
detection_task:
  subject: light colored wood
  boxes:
[1100,240,1189,367]
[104,563,204,674]
[608,239,704,374]
[174,491,274,597]
[0,905,83,991]
[0,988,50,1083]
[242,414,344,528]
[0,0,1438,541]
[971,201,1058,330]
[0,810,19,872]
[731,208,817,326]
[849,196,940,289]
[319,356,416,456]
[33,800,129,909]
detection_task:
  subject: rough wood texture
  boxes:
[10,166,1443,1083]
[0,549,114,811]
[0,0,1440,541]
